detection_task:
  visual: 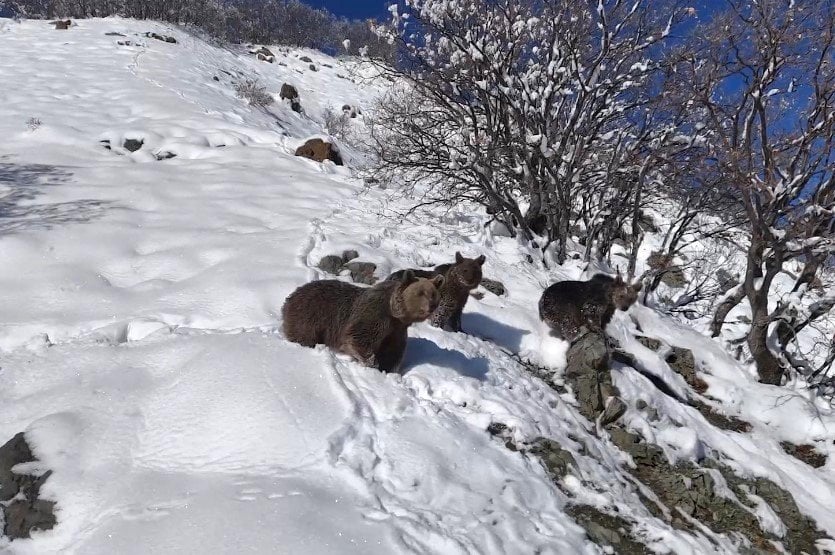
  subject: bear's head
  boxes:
[611,271,643,311]
[392,270,444,323]
[450,252,486,289]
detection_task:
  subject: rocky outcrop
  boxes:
[780,442,827,468]
[564,332,624,425]
[280,83,298,101]
[123,138,144,152]
[566,505,651,555]
[316,252,376,284]
[608,426,828,553]
[251,46,275,63]
[294,138,342,165]
[317,255,344,276]
[145,32,177,44]
[530,439,576,479]
[279,84,302,113]
[344,261,377,285]
[647,252,686,288]
[480,277,506,296]
[0,433,56,540]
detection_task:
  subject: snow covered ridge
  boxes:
[0,17,834,554]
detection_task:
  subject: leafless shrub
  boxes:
[234,78,274,107]
[322,106,352,141]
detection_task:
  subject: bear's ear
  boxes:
[431,274,445,288]
[401,270,417,284]
[632,281,643,292]
[476,254,486,265]
[455,251,464,264]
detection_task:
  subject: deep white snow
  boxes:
[1,17,834,555]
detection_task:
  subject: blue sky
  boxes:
[304,0,390,19]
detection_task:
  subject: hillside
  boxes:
[1,18,834,554]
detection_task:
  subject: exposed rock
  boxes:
[780,442,827,469]
[636,335,662,351]
[665,346,709,394]
[341,250,359,263]
[0,433,57,540]
[647,251,686,288]
[144,32,177,44]
[123,138,144,152]
[317,255,343,276]
[486,422,509,437]
[566,505,651,555]
[716,268,739,295]
[290,99,303,113]
[530,439,576,479]
[480,278,506,296]
[345,261,377,285]
[100,139,112,150]
[486,422,517,451]
[299,55,313,63]
[341,104,358,118]
[309,64,318,72]
[280,83,299,101]
[294,138,343,165]
[104,31,125,36]
[251,46,275,63]
[599,396,627,427]
[52,20,71,30]
[564,332,621,423]
[154,151,176,161]
[690,400,752,433]
[606,427,828,552]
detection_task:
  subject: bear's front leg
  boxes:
[375,330,407,374]
[451,307,463,332]
[339,338,378,368]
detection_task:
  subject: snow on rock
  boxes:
[1,16,834,555]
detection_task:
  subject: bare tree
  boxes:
[683,0,835,384]
[371,0,689,264]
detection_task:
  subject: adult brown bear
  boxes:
[282,271,444,373]
[539,272,642,341]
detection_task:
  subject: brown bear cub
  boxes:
[282,271,444,373]
[388,252,486,332]
[539,272,642,342]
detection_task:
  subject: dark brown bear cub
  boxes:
[282,271,444,373]
[539,272,642,342]
[388,252,486,332]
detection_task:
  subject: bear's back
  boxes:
[282,280,364,347]
[539,278,613,338]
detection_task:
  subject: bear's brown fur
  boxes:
[294,138,343,165]
[281,271,444,373]
[387,252,486,332]
[539,271,642,342]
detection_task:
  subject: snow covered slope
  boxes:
[1,17,834,555]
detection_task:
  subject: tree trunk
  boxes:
[747,257,785,384]
[748,313,784,385]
